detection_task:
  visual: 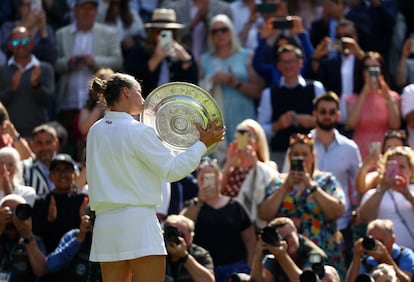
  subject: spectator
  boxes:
[258,132,346,279]
[76,67,113,162]
[229,0,262,50]
[0,194,47,281]
[95,0,146,57]
[311,19,365,133]
[181,158,257,282]
[1,0,58,64]
[287,0,323,31]
[345,0,397,63]
[221,119,278,229]
[249,216,328,282]
[124,8,198,98]
[164,214,215,282]
[257,44,325,168]
[0,102,34,160]
[42,0,72,31]
[401,83,414,147]
[394,37,414,89]
[253,15,315,89]
[346,219,414,282]
[355,129,409,195]
[310,91,362,266]
[32,153,88,255]
[0,26,55,139]
[45,207,100,281]
[358,146,414,250]
[168,173,199,216]
[199,14,264,146]
[54,0,122,159]
[21,124,59,198]
[309,0,347,48]
[0,147,36,206]
[345,51,400,161]
[161,0,233,63]
[372,263,398,282]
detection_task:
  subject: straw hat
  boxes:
[144,8,184,29]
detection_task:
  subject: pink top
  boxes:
[346,91,400,160]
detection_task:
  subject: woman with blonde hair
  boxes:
[358,146,414,250]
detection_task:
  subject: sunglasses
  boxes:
[289,133,313,146]
[236,128,249,135]
[10,38,30,47]
[317,108,337,116]
[210,27,229,35]
[385,129,407,139]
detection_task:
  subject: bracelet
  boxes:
[179,253,189,263]
[13,133,21,143]
[309,186,318,194]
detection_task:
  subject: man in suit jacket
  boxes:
[54,0,122,159]
[310,19,365,134]
[161,0,233,62]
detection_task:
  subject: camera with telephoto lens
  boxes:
[299,253,325,281]
[14,203,32,220]
[261,226,283,246]
[164,226,183,245]
[362,236,377,251]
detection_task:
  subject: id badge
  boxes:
[0,272,10,282]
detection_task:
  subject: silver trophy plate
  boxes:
[142,82,224,156]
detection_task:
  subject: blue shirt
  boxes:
[360,244,414,275]
[311,129,362,230]
[46,229,81,272]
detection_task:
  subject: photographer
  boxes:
[346,219,414,282]
[163,214,215,282]
[0,194,47,281]
[250,217,327,282]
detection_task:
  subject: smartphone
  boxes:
[369,141,381,156]
[160,30,173,47]
[255,3,277,13]
[203,173,216,189]
[31,0,42,12]
[272,17,293,30]
[385,160,398,179]
[236,130,249,151]
[290,156,304,172]
[327,39,342,52]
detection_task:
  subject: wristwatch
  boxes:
[20,235,34,245]
[179,253,189,263]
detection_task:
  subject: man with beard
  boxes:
[22,124,59,198]
[311,91,362,266]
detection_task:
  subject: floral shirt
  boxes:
[263,171,346,279]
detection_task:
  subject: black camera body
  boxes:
[362,236,377,251]
[261,226,283,246]
[14,204,32,220]
[272,17,293,30]
[164,226,183,245]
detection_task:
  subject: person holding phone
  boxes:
[181,158,257,282]
[345,51,401,161]
[357,146,414,251]
[258,132,347,280]
[124,8,198,98]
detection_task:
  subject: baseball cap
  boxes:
[50,154,76,171]
[75,0,99,6]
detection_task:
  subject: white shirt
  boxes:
[86,111,206,213]
[361,185,414,250]
[339,54,355,124]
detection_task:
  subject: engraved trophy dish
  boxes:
[142,82,224,156]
